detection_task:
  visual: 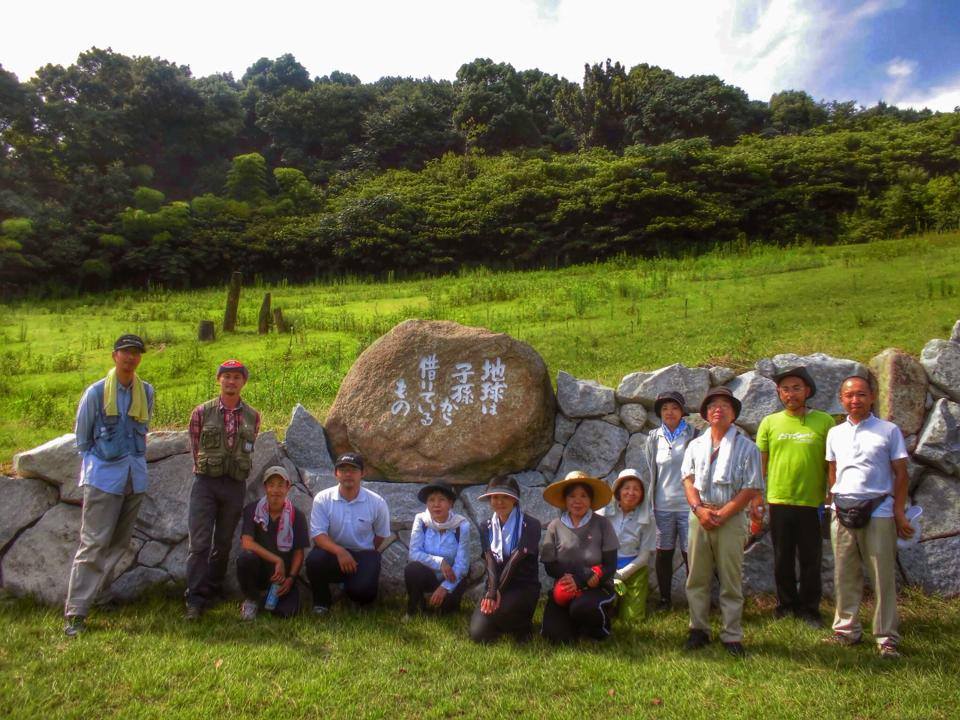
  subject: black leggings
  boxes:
[541,588,616,644]
[469,585,540,643]
[305,547,380,607]
[235,550,301,618]
[404,561,465,614]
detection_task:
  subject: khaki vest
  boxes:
[195,398,258,481]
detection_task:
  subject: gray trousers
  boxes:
[686,510,748,643]
[65,482,143,618]
[185,474,245,608]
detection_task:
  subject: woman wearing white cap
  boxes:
[469,476,542,644]
[600,469,656,626]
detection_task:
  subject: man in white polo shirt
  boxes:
[305,453,391,613]
[824,375,914,659]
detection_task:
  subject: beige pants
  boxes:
[686,511,748,643]
[64,481,143,618]
[831,516,899,647]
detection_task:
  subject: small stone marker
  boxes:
[223,271,242,332]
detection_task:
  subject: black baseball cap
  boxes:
[114,334,146,352]
[335,452,364,470]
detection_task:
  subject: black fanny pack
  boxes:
[833,495,888,529]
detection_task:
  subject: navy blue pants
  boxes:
[305,547,380,607]
[236,550,301,618]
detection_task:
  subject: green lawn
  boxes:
[0,591,957,719]
[2,232,959,464]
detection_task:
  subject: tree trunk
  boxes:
[197,320,216,341]
[223,271,242,332]
[258,293,272,335]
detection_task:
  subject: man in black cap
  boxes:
[305,453,391,613]
[64,334,154,636]
[184,359,261,619]
[754,366,835,626]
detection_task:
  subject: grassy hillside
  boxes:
[2,232,959,463]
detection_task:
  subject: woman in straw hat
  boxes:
[599,469,656,626]
[469,476,542,644]
[540,471,619,643]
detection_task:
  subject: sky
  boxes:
[3,0,959,111]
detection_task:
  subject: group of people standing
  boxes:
[63,334,915,660]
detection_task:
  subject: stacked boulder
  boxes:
[2,320,959,607]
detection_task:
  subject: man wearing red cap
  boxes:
[184,359,260,619]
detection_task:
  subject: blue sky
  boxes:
[3,0,958,110]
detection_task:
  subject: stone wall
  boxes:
[3,320,959,607]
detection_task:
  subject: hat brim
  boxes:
[542,475,613,511]
[699,392,742,420]
[477,489,520,503]
[417,484,456,504]
[612,473,647,502]
[115,343,145,352]
[772,367,818,398]
[654,397,687,419]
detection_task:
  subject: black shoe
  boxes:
[684,629,710,650]
[773,605,791,619]
[184,604,202,621]
[723,641,746,657]
[656,598,672,613]
[798,611,824,628]
[64,615,87,638]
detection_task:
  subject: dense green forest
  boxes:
[1,48,958,295]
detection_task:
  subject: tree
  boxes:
[453,59,542,152]
[225,153,269,204]
[769,90,829,134]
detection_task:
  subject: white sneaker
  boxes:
[240,600,258,621]
[312,605,329,616]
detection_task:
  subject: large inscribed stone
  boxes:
[325,320,555,484]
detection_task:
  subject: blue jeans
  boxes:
[654,509,689,551]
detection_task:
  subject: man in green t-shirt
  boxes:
[754,366,835,626]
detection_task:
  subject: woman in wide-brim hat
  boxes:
[468,475,542,644]
[645,390,699,612]
[539,471,620,644]
[405,481,471,617]
[599,469,657,626]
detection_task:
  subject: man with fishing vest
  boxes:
[64,334,154,637]
[185,359,261,619]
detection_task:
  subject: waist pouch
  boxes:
[834,496,887,529]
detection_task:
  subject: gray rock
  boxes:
[1,504,80,604]
[900,535,960,597]
[726,371,781,435]
[742,535,776,595]
[911,473,960,538]
[869,349,928,437]
[619,403,648,433]
[244,432,284,501]
[623,433,651,478]
[0,475,59,549]
[951,319,960,345]
[616,364,711,413]
[920,339,960,402]
[301,468,337,496]
[555,419,629,480]
[601,413,622,427]
[137,540,170,567]
[136,452,194,543]
[145,431,190,462]
[13,433,82,503]
[287,484,315,519]
[556,371,616,418]
[930,384,950,401]
[106,566,171,602]
[161,539,189,582]
[377,538,410,597]
[509,470,547,488]
[906,456,928,494]
[536,443,564,476]
[709,366,737,386]
[755,353,869,415]
[284,404,335,473]
[914,399,960,477]
[554,414,579,444]
[926,392,934,410]
[364,481,429,532]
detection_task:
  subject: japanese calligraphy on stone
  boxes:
[390,356,508,425]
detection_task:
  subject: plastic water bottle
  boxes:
[265,583,281,610]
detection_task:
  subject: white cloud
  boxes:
[0,0,905,103]
[896,76,960,112]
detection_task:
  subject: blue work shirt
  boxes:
[408,511,471,591]
[75,378,154,495]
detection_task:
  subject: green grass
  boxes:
[0,591,957,719]
[2,232,959,464]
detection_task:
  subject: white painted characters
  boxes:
[389,356,507,425]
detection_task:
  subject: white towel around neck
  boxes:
[698,425,738,491]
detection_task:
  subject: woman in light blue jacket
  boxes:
[405,481,471,616]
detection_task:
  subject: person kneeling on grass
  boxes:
[540,471,619,644]
[599,469,656,627]
[404,481,471,616]
[236,465,310,620]
[469,476,542,644]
